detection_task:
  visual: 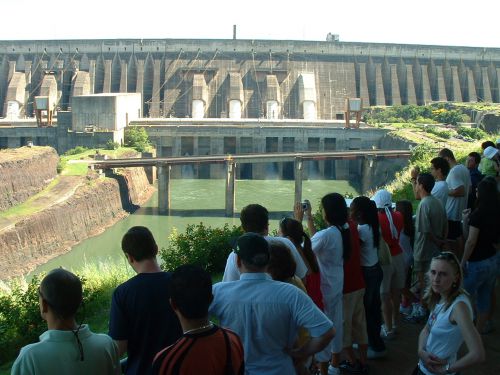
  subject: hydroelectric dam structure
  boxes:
[1,38,498,191]
[1,38,499,121]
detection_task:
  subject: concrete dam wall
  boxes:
[0,167,154,279]
[0,146,58,211]
[1,39,499,121]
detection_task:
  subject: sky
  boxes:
[2,0,499,48]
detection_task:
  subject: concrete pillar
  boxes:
[89,60,96,94]
[225,161,235,217]
[361,156,375,194]
[390,64,401,105]
[436,66,447,101]
[375,63,385,105]
[467,69,477,102]
[103,60,112,93]
[158,164,171,214]
[294,157,303,205]
[421,64,432,104]
[359,63,370,106]
[481,67,492,102]
[406,65,417,104]
[150,59,162,117]
[119,60,128,93]
[451,66,462,102]
[136,59,145,113]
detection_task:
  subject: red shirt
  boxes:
[343,220,366,294]
[378,210,403,256]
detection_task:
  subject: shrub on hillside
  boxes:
[64,146,89,155]
[124,127,150,152]
[456,126,487,140]
[159,223,243,274]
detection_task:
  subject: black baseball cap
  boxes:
[234,232,270,267]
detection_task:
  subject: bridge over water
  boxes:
[92,149,411,216]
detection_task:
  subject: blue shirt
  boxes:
[209,273,333,375]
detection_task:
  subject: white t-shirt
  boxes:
[357,224,379,267]
[445,164,471,221]
[222,235,308,282]
[431,180,448,210]
[311,226,344,299]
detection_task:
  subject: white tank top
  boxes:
[418,294,473,375]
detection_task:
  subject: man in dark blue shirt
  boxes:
[109,226,182,375]
[466,152,483,209]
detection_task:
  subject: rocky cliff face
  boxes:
[0,147,58,211]
[0,168,154,279]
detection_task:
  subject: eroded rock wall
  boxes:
[0,168,154,279]
[0,147,59,211]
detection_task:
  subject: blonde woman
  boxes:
[416,252,484,375]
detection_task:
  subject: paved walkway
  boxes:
[368,287,500,375]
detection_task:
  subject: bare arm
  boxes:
[461,226,479,268]
[448,185,465,197]
[443,302,485,373]
[288,327,335,359]
[299,201,317,236]
[114,340,128,357]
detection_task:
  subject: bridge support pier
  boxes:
[158,164,171,214]
[294,157,303,206]
[225,161,236,217]
[361,156,375,194]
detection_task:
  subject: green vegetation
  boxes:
[0,262,133,368]
[124,127,151,152]
[363,103,488,126]
[159,223,243,274]
[0,223,239,369]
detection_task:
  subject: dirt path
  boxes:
[0,175,84,232]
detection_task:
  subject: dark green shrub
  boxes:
[64,146,89,156]
[105,140,120,150]
[159,223,243,274]
[424,125,452,139]
[124,127,150,152]
[456,126,487,140]
[0,276,44,363]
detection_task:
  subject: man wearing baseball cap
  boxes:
[210,232,335,375]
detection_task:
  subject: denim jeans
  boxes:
[362,262,385,351]
[463,254,497,313]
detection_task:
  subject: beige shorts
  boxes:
[380,253,406,294]
[342,288,368,348]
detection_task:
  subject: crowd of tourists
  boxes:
[10,140,500,375]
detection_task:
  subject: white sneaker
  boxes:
[327,365,341,375]
[380,324,395,340]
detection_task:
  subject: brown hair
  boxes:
[267,242,296,282]
[279,217,319,273]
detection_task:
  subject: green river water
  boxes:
[30,179,358,276]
